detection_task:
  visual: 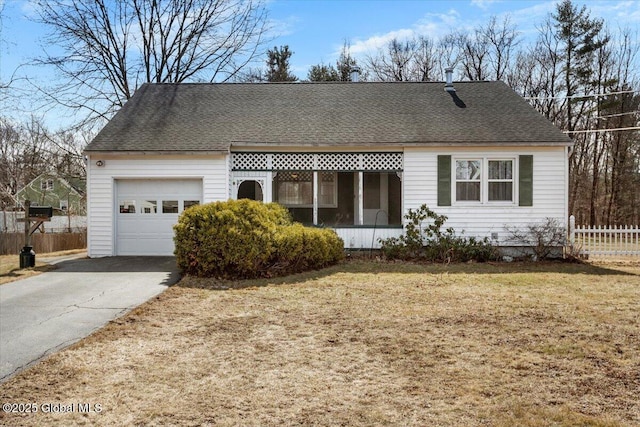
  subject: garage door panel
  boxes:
[118,217,178,233]
[117,236,176,256]
[116,179,201,256]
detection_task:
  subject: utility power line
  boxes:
[595,111,639,119]
[524,89,637,101]
[563,126,640,134]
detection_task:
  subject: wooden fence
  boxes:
[569,215,640,258]
[0,232,87,256]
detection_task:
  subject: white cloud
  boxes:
[345,8,463,57]
[325,0,639,68]
[589,0,640,25]
[503,1,640,41]
[493,1,556,41]
[470,0,500,10]
[267,15,299,39]
[348,28,416,55]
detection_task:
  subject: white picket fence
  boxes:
[569,215,640,258]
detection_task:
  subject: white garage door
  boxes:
[116,179,202,255]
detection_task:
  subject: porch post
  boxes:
[358,172,363,225]
[313,172,318,225]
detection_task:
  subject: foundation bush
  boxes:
[379,204,497,263]
[174,199,343,278]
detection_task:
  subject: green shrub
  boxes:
[174,199,343,279]
[379,204,497,263]
[271,224,344,275]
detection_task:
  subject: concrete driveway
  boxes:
[0,256,180,382]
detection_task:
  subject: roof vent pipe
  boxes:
[444,67,455,92]
[350,66,361,82]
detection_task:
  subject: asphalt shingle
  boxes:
[84,81,572,152]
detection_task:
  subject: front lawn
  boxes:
[1,261,638,426]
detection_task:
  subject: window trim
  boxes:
[452,157,517,205]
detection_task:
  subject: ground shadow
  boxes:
[48,256,182,286]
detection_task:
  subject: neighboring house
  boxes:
[84,73,572,257]
[16,173,86,216]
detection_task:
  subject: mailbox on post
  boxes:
[29,206,54,219]
[19,201,53,269]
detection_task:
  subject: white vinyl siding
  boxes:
[404,146,568,244]
[86,155,228,257]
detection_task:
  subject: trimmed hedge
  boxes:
[174,199,344,279]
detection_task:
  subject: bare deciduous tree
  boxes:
[481,16,520,81]
[457,30,490,80]
[32,0,270,128]
[365,36,442,82]
[0,116,87,207]
[411,36,439,81]
[366,38,416,82]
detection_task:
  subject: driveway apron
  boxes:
[0,256,180,382]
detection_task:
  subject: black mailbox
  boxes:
[29,206,53,218]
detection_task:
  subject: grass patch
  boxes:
[0,260,638,426]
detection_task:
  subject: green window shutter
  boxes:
[437,155,451,206]
[519,155,533,206]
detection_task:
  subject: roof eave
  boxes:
[230,140,574,148]
[84,149,230,156]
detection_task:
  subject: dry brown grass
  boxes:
[1,260,639,426]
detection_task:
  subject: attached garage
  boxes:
[115,179,202,255]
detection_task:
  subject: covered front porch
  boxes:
[231,152,405,249]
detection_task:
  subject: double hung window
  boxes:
[454,158,514,203]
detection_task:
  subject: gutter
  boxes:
[230,141,575,149]
[83,150,229,156]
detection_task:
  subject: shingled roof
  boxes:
[85,81,572,153]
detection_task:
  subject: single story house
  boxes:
[84,73,572,257]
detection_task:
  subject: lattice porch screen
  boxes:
[231,152,403,171]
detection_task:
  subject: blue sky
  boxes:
[1,0,639,126]
[266,0,640,78]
